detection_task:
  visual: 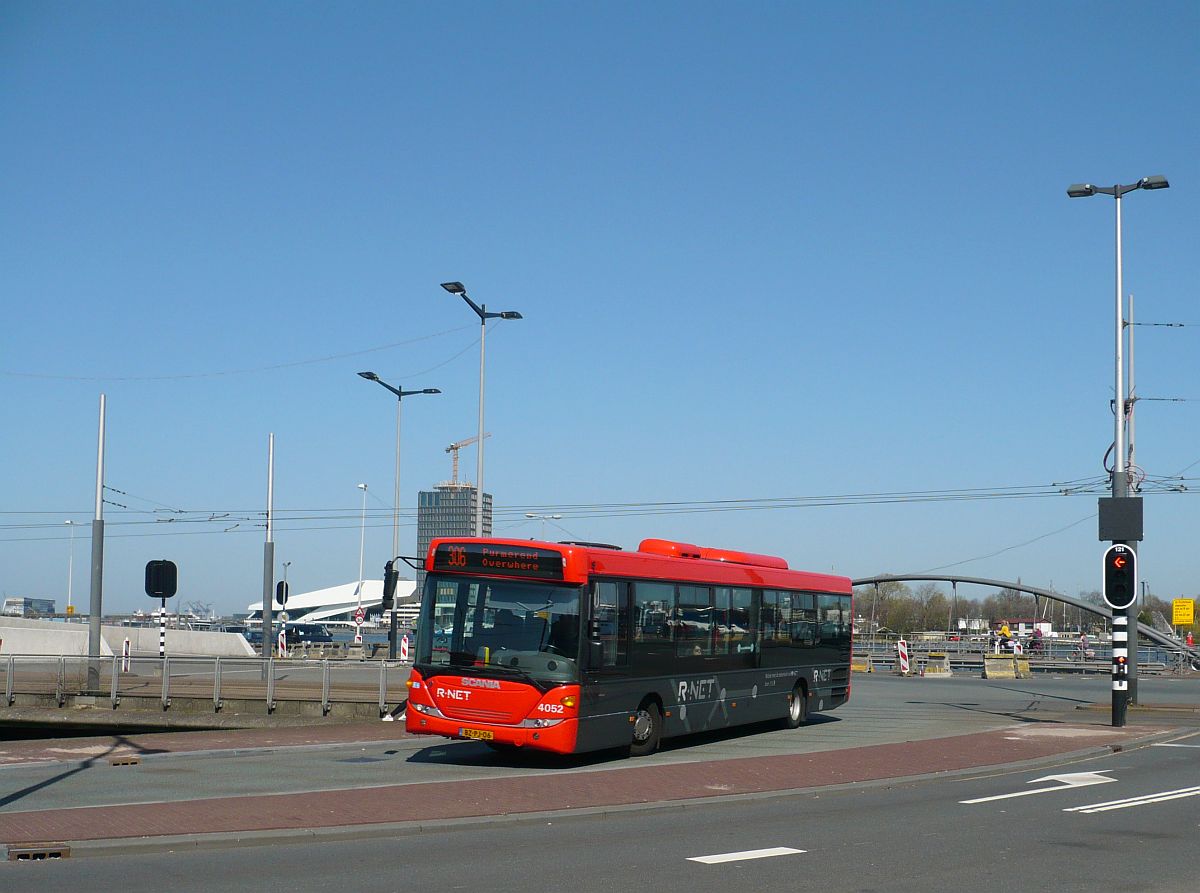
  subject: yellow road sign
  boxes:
[1172,599,1194,626]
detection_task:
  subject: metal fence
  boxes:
[855,635,1194,674]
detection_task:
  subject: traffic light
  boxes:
[145,560,178,599]
[382,559,398,611]
[275,580,289,607]
[1114,654,1128,677]
[1103,544,1137,610]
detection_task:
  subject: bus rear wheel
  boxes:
[630,701,662,757]
[781,684,808,730]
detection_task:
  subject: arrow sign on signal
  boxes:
[960,771,1117,804]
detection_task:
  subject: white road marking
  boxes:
[688,847,806,864]
[1065,785,1200,813]
[1153,743,1200,748]
[960,771,1116,804]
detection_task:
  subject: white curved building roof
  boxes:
[245,579,417,624]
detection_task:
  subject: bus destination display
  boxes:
[432,542,564,580]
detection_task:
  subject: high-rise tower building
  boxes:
[415,483,492,592]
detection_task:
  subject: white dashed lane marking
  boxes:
[688,847,806,864]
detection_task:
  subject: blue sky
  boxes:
[3,2,1197,616]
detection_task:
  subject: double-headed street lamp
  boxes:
[1067,175,1169,500]
[441,281,523,537]
[525,512,563,541]
[357,371,440,657]
[1068,173,1169,726]
[357,372,441,557]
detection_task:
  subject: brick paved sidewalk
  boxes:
[0,722,1169,850]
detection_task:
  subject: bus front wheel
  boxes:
[630,701,662,757]
[781,685,808,729]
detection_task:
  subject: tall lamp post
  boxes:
[441,281,523,537]
[356,483,368,606]
[1068,173,1169,724]
[357,371,440,657]
[65,520,78,617]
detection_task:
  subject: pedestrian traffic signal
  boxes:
[382,559,398,611]
[1102,544,1137,610]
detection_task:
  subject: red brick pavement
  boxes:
[0,723,1165,847]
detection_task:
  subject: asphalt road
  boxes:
[6,671,1177,812]
[1,672,1197,891]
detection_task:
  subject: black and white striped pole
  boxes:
[1103,544,1136,727]
[145,560,178,663]
[159,598,167,660]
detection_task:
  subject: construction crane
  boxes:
[446,433,491,485]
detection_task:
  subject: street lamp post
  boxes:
[355,483,368,646]
[525,512,563,541]
[441,282,523,537]
[65,520,77,617]
[356,483,368,602]
[357,371,440,657]
[1068,174,1169,725]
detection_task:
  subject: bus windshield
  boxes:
[416,574,582,685]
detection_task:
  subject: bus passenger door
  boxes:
[581,580,633,745]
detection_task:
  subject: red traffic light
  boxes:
[1112,555,1126,569]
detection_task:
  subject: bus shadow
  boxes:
[406,714,844,768]
[660,714,841,754]
[406,741,621,770]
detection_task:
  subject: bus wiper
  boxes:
[475,662,552,692]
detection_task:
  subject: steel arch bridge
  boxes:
[850,573,1188,654]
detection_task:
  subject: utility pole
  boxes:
[261,434,275,672]
[1069,174,1168,723]
[87,394,106,691]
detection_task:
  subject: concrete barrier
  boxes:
[104,626,255,658]
[851,653,873,673]
[0,619,113,656]
[1014,653,1032,678]
[982,654,1017,679]
[922,652,952,677]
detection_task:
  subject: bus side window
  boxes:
[631,581,673,672]
[676,585,713,657]
[730,587,755,654]
[592,581,629,668]
[792,592,817,647]
[713,587,732,656]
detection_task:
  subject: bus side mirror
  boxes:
[588,641,605,668]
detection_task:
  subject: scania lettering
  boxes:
[407,537,852,757]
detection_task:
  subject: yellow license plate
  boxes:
[459,727,494,741]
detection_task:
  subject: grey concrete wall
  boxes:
[0,618,115,656]
[103,625,256,657]
[0,617,253,657]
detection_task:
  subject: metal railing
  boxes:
[855,636,1193,675]
[0,654,413,716]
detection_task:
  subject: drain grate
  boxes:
[109,755,141,767]
[8,844,71,861]
[337,756,388,764]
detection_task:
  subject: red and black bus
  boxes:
[406,537,852,756]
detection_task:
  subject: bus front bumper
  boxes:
[406,709,579,754]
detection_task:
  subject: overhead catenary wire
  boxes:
[0,324,476,381]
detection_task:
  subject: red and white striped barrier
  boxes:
[897,639,910,675]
